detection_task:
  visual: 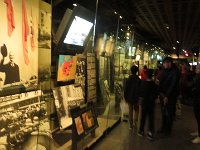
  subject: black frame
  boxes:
[70,102,98,138]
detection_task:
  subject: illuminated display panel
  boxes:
[63,16,93,46]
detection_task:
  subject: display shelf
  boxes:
[57,117,120,150]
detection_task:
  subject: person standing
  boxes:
[137,69,158,140]
[158,57,180,136]
[124,65,141,129]
[0,44,20,85]
[191,64,200,144]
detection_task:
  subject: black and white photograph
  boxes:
[0,0,39,96]
[0,90,51,150]
[53,84,85,129]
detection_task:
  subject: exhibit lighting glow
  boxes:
[136,54,141,61]
[118,46,122,49]
[173,47,176,50]
[120,16,122,19]
[128,47,136,56]
[193,62,197,65]
[157,55,161,60]
[177,41,180,43]
[114,11,117,14]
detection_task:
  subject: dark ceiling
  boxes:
[50,0,200,54]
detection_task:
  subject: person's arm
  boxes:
[124,77,131,101]
[0,57,6,72]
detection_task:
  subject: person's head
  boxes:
[162,57,173,69]
[9,51,14,63]
[130,65,138,75]
[195,64,200,74]
[146,69,153,79]
[143,65,147,70]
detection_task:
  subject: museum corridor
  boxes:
[92,103,200,150]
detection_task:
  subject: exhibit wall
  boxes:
[38,0,51,90]
[0,0,39,86]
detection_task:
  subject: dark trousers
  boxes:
[193,100,200,137]
[128,103,139,127]
[139,105,154,133]
[160,103,176,134]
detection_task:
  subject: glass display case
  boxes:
[0,0,138,149]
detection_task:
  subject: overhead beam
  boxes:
[181,1,193,49]
[135,3,161,37]
[52,0,65,7]
[164,0,177,47]
[152,0,173,49]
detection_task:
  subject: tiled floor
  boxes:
[93,103,200,150]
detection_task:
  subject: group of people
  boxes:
[124,56,200,143]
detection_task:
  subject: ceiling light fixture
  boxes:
[164,24,170,29]
[73,3,77,6]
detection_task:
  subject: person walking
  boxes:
[124,65,141,129]
[191,64,200,144]
[137,69,158,140]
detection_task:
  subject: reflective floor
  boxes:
[93,103,200,150]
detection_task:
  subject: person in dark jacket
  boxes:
[124,65,141,129]
[158,57,180,136]
[191,64,200,144]
[137,69,158,140]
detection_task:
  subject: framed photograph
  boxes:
[82,110,94,128]
[81,105,98,135]
[52,84,85,129]
[70,103,98,137]
[74,116,84,135]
